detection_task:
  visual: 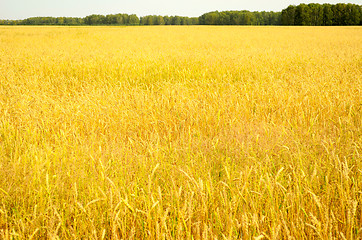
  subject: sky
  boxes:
[0,0,361,20]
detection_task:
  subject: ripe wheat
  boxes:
[0,26,361,239]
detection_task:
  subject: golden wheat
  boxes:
[0,26,361,239]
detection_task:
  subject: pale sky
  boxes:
[0,0,361,20]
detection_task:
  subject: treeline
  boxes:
[198,3,361,25]
[0,14,199,26]
[0,3,361,26]
[281,3,361,25]
[0,13,140,26]
[199,11,281,25]
[84,14,140,25]
[140,15,199,25]
[0,17,84,26]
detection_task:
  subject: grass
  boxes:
[0,26,361,239]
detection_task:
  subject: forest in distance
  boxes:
[0,3,361,26]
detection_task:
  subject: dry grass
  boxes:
[0,26,361,239]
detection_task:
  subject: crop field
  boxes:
[0,26,361,239]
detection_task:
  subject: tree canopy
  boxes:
[199,11,281,25]
[281,3,361,25]
[0,3,360,26]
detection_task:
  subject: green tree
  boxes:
[127,14,139,25]
[345,4,360,25]
[323,4,333,26]
[191,17,199,25]
[281,5,296,25]
[309,4,323,25]
[295,4,311,25]
[218,12,230,25]
[84,14,105,25]
[172,16,181,25]
[163,16,171,25]
[205,12,219,25]
[332,4,345,25]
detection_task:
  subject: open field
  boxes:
[0,26,361,239]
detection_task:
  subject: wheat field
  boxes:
[0,26,361,239]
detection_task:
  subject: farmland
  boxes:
[0,26,361,239]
